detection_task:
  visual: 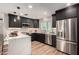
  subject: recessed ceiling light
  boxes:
[13,12,16,14]
[28,5,32,9]
[17,6,20,9]
[66,3,71,6]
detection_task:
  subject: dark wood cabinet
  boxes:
[33,19,39,28]
[21,17,34,27]
[56,4,77,20]
[8,14,22,28]
[52,14,56,27]
[8,14,39,28]
[31,33,56,47]
[31,33,45,43]
[52,35,56,48]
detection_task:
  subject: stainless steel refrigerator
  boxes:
[56,18,77,55]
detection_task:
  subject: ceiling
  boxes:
[0,3,76,19]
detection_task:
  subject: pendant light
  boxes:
[14,18,16,22]
[17,6,20,20]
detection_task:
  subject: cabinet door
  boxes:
[8,14,22,28]
[52,15,56,27]
[33,20,39,28]
[21,17,28,23]
[31,33,45,43]
[31,33,38,41]
[39,34,45,43]
[56,5,77,20]
[28,19,34,28]
[52,35,56,47]
[21,17,34,28]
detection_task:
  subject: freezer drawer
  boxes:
[56,39,77,55]
[56,39,69,53]
[68,43,77,55]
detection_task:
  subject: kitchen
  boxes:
[0,3,79,55]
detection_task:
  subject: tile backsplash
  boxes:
[7,28,45,34]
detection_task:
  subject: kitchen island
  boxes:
[4,33,31,55]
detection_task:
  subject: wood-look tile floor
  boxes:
[32,41,66,55]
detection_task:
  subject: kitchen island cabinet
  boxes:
[4,34,31,55]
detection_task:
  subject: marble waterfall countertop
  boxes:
[4,32,31,55]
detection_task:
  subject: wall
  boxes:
[0,12,9,36]
[0,20,4,34]
[3,13,9,36]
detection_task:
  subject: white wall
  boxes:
[0,13,4,34]
[3,13,9,35]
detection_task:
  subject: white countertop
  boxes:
[7,34,30,39]
[4,31,31,55]
[4,32,31,45]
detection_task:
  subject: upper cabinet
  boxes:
[21,17,39,28]
[56,4,77,20]
[52,14,56,27]
[8,14,22,28]
[21,17,34,28]
[33,19,39,28]
[8,14,39,28]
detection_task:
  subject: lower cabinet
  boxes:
[31,33,45,43]
[52,35,56,48]
[31,33,56,48]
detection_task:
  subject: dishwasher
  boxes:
[45,33,52,45]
